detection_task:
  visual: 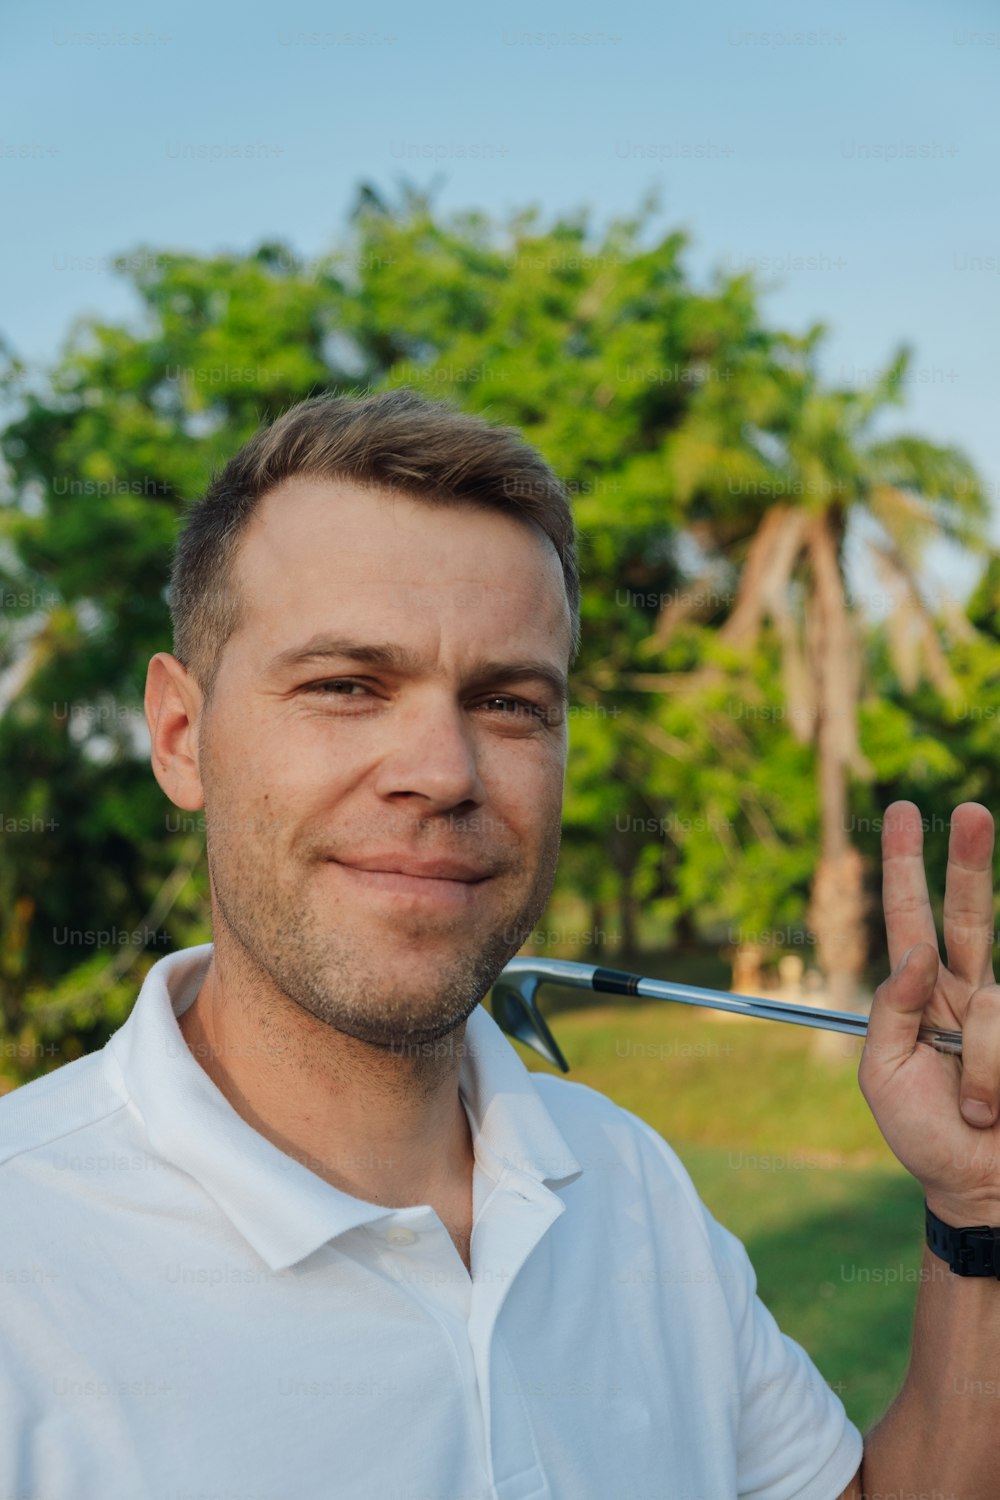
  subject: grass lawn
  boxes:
[496,981,927,1434]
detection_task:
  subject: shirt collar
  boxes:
[107,943,582,1272]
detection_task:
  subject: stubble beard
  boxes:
[204,804,562,1054]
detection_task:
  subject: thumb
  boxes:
[862,941,939,1078]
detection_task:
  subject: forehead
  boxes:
[230,476,572,653]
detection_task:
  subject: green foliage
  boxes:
[0,184,996,1082]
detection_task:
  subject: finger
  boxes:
[861,941,939,1077]
[943,802,996,988]
[881,802,939,971]
[957,983,1000,1128]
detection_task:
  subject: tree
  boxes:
[653,333,990,1004]
[0,185,993,1084]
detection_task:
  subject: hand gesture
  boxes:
[859,800,1000,1226]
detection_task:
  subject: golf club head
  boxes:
[490,965,571,1073]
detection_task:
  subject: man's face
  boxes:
[191,477,572,1049]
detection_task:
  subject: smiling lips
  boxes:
[333,854,493,881]
[325,855,494,904]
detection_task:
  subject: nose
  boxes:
[370,691,487,814]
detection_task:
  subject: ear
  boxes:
[145,653,205,812]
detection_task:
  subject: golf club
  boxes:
[490,957,964,1072]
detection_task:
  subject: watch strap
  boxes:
[925,1200,1000,1277]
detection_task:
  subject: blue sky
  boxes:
[3,0,999,600]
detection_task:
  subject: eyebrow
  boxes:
[265,635,569,704]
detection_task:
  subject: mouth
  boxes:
[324,859,493,907]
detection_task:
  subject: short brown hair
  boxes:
[169,387,581,702]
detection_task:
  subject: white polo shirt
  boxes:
[0,943,862,1499]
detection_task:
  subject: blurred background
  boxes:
[4,0,1000,1430]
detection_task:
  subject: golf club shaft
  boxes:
[492,957,963,1063]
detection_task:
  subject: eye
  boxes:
[298,681,553,723]
[479,695,549,721]
[300,679,374,698]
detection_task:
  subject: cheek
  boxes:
[203,709,332,815]
[233,702,330,772]
[489,744,565,823]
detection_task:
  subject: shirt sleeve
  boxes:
[702,1205,863,1499]
[616,1105,863,1499]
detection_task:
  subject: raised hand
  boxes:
[859,800,1000,1227]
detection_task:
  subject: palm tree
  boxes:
[635,331,990,1006]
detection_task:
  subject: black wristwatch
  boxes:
[925,1200,1000,1277]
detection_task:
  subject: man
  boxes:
[2,388,999,1499]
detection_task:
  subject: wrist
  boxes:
[926,1199,1000,1279]
[926,1194,1000,1230]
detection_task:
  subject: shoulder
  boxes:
[0,1048,129,1172]
[529,1070,695,1178]
[529,1072,724,1241]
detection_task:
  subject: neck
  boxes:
[177,941,476,1254]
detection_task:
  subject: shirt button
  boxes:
[385,1226,418,1247]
